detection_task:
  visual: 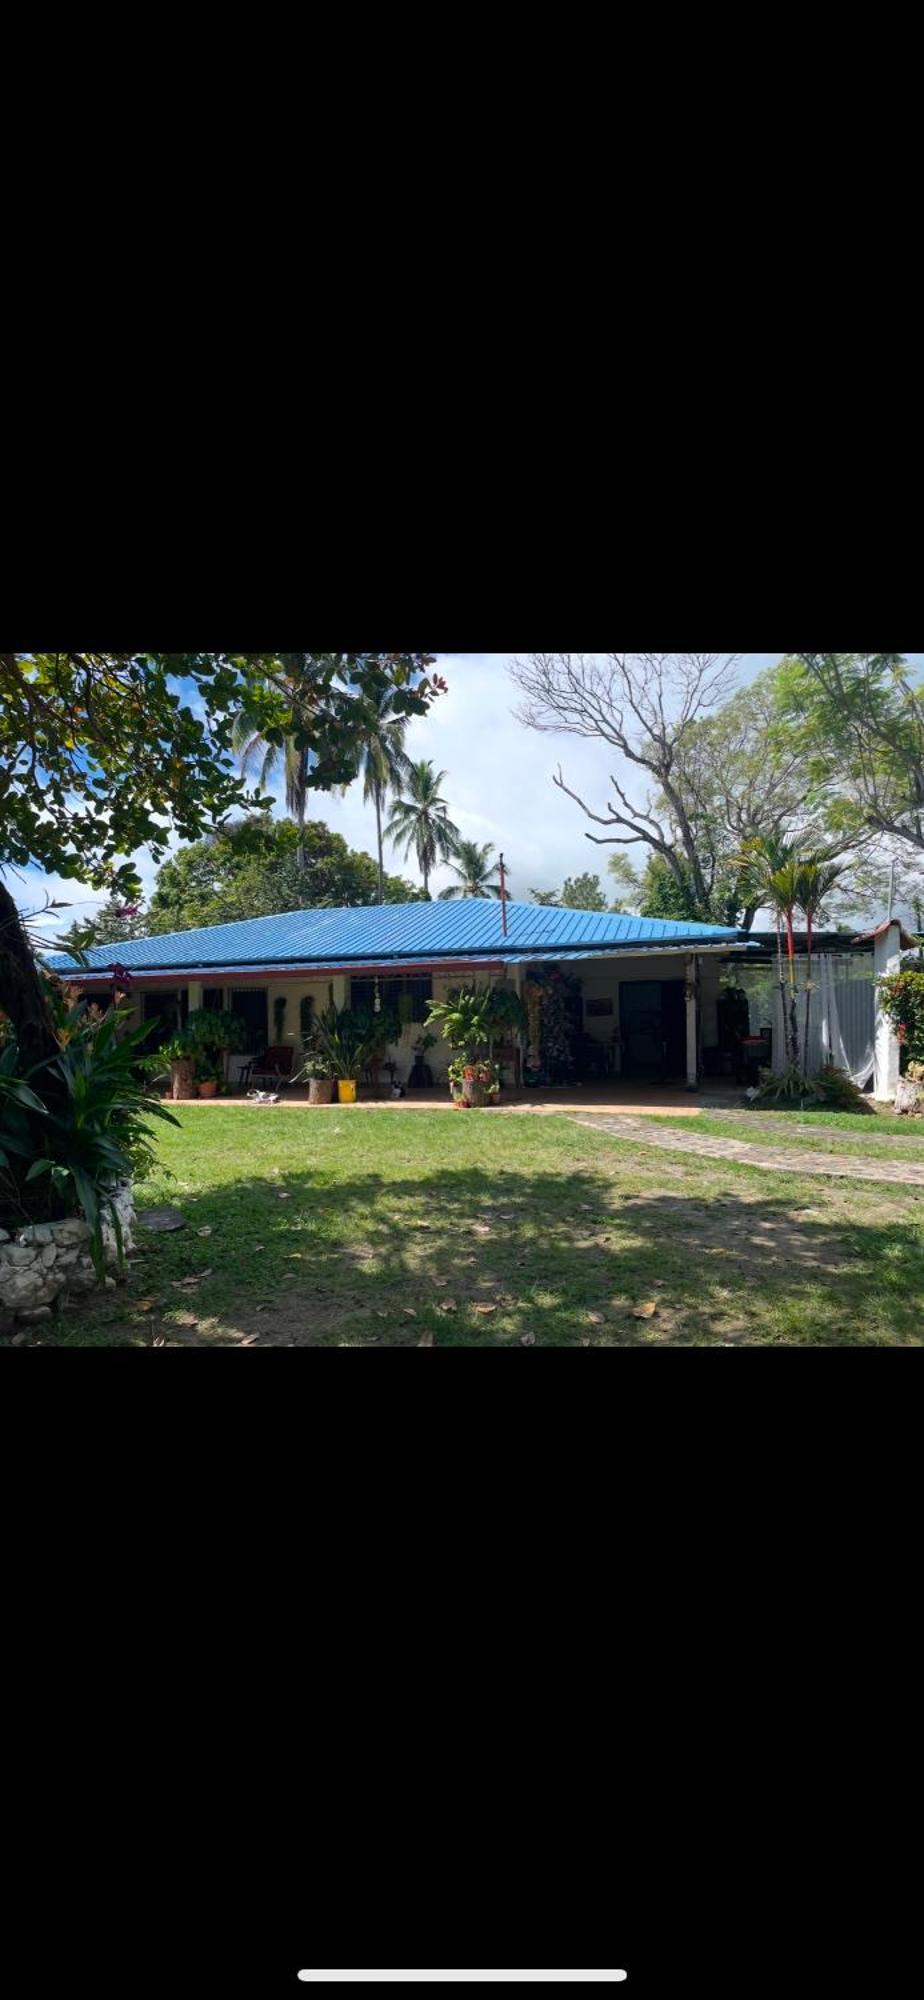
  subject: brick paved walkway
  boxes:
[570,1115,924,1186]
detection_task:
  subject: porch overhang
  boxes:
[55,939,760,985]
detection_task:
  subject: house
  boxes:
[47,899,908,1096]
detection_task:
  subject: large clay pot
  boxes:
[197,1080,218,1099]
[895,1076,924,1115]
[170,1060,196,1101]
[309,1077,334,1105]
[462,1079,486,1108]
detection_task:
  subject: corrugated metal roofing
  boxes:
[48,898,746,976]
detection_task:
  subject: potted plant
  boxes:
[196,1056,222,1099]
[312,1005,381,1105]
[185,1008,249,1090]
[427,987,505,1106]
[298,1051,335,1105]
[160,1031,197,1101]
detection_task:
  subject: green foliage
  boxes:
[0,1004,178,1269]
[560,872,608,911]
[776,653,924,856]
[606,853,642,910]
[0,653,444,896]
[59,899,148,954]
[425,987,493,1059]
[311,1004,392,1081]
[637,855,704,922]
[752,1061,871,1113]
[878,970,924,1064]
[185,1009,248,1057]
[146,817,421,933]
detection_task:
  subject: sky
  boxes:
[10,652,924,934]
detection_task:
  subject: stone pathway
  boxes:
[569,1114,924,1187]
[674,1112,924,1149]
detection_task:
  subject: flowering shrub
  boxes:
[878,971,924,1066]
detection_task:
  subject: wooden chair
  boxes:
[250,1045,294,1088]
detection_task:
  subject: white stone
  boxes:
[2,1245,39,1267]
[41,1244,58,1266]
[0,1228,10,1243]
[18,1222,56,1244]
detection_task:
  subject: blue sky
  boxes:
[10,652,924,932]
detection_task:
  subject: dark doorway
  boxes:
[142,989,188,1051]
[229,988,268,1054]
[620,979,687,1079]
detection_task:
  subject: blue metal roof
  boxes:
[47,899,747,976]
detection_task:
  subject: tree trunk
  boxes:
[375,788,385,904]
[0,879,60,1070]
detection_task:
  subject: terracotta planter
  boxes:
[170,1060,196,1101]
[337,1078,358,1105]
[308,1077,334,1105]
[462,1079,486,1108]
[197,1080,218,1099]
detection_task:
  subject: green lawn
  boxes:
[45,1107,924,1347]
[655,1109,924,1162]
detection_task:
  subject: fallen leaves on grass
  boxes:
[237,1334,260,1346]
[438,1299,457,1314]
[472,1303,497,1317]
[521,1331,536,1346]
[417,1332,435,1346]
[585,1312,604,1325]
[631,1301,658,1319]
[196,1226,213,1237]
[402,1307,417,1319]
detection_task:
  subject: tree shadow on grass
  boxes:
[49,1159,924,1347]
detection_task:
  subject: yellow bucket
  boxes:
[337,1078,358,1104]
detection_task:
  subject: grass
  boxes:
[700,1104,924,1139]
[42,1106,924,1347]
[654,1109,924,1161]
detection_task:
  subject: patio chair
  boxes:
[250,1045,294,1089]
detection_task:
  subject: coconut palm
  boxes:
[347,689,413,902]
[231,655,320,871]
[384,760,459,898]
[438,840,504,900]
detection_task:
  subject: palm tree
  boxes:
[384,761,460,898]
[348,689,413,902]
[438,840,504,899]
[232,655,320,871]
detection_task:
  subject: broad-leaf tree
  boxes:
[146,819,421,933]
[0,651,444,1057]
[777,653,924,855]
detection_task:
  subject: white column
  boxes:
[187,981,203,1014]
[873,920,902,1101]
[686,955,698,1088]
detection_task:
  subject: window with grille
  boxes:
[349,974,432,1023]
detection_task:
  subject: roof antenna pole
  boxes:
[499,853,508,936]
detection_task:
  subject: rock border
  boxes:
[0,1183,134,1338]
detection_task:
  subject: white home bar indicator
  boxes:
[297,1977,628,1986]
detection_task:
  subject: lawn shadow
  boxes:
[52,1156,924,1347]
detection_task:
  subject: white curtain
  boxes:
[771,954,875,1086]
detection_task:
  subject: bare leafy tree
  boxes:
[510,655,846,927]
[510,652,737,918]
